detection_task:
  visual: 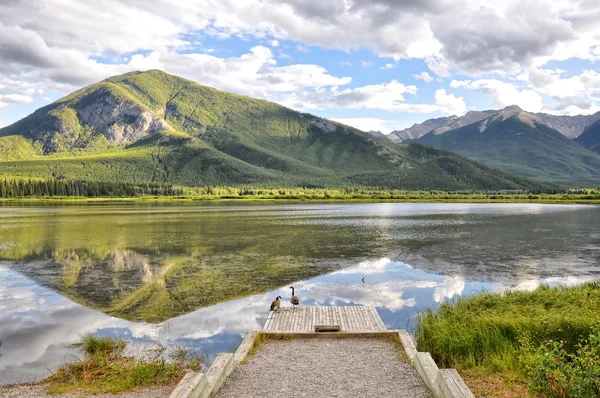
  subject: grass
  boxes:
[44,334,201,395]
[460,369,528,398]
[415,282,600,396]
[2,188,600,204]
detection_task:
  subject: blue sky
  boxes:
[0,0,599,133]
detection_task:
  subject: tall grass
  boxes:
[45,334,202,394]
[415,282,600,373]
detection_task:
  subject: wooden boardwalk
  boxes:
[263,305,387,332]
[171,305,476,398]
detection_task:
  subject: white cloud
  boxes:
[0,94,35,104]
[296,44,309,53]
[339,61,352,67]
[425,55,452,78]
[434,89,466,116]
[450,79,470,88]
[331,118,396,134]
[456,79,544,112]
[288,80,439,113]
[381,63,395,70]
[361,61,374,68]
[1,0,600,122]
[413,71,434,83]
[523,68,600,100]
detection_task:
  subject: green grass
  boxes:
[45,334,201,395]
[2,183,599,204]
[415,282,600,373]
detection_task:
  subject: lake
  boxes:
[0,202,599,385]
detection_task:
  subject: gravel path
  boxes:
[215,338,431,398]
[0,384,174,398]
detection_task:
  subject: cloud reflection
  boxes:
[1,255,599,386]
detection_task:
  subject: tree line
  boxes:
[0,178,184,198]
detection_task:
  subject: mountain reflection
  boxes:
[7,249,339,322]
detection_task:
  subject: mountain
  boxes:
[388,116,458,142]
[391,108,600,142]
[415,106,600,185]
[366,130,387,139]
[535,112,600,139]
[575,120,600,154]
[0,70,553,192]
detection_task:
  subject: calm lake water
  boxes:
[0,202,599,385]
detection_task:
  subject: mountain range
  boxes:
[387,106,600,186]
[390,107,600,142]
[0,70,553,192]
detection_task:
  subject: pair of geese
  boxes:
[269,285,299,311]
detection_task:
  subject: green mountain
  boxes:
[0,70,552,191]
[575,120,600,154]
[415,107,600,186]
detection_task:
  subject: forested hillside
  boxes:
[415,110,600,186]
[575,120,600,154]
[0,70,555,192]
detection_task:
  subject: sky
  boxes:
[0,0,599,134]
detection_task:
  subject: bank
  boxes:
[415,282,600,397]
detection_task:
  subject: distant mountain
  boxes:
[366,130,387,139]
[535,112,600,139]
[415,106,600,186]
[388,116,458,142]
[390,108,600,142]
[575,120,600,154]
[0,70,551,192]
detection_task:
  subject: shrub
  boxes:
[521,321,600,397]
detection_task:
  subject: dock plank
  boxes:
[264,306,386,332]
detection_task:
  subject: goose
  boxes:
[270,296,282,311]
[290,286,300,309]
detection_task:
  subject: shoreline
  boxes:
[1,195,599,205]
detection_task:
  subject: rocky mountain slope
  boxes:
[390,108,600,143]
[0,70,551,191]
[415,106,600,185]
[535,112,600,139]
[388,116,458,142]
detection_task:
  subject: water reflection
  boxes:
[0,203,599,385]
[2,256,597,385]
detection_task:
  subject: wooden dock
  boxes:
[171,305,475,398]
[263,305,386,332]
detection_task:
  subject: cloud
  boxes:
[453,79,544,112]
[430,2,576,75]
[331,118,396,134]
[1,0,600,122]
[339,61,352,67]
[425,55,452,77]
[523,68,600,100]
[381,63,395,69]
[434,89,466,116]
[285,80,438,113]
[296,44,309,53]
[0,94,35,105]
[413,71,434,83]
[361,61,374,68]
